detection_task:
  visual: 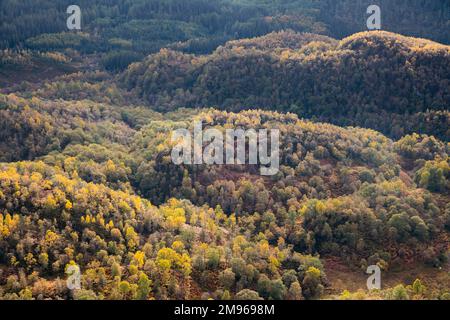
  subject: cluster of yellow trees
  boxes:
[0,161,333,300]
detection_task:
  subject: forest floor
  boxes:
[0,59,74,90]
[0,54,100,92]
[323,256,450,297]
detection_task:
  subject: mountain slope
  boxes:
[0,94,448,300]
[121,31,450,140]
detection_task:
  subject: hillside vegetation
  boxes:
[122,31,450,140]
[2,0,449,54]
[0,93,449,300]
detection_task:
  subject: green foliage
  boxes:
[301,267,324,300]
[387,284,410,300]
[318,0,450,44]
[414,158,449,192]
[101,51,143,72]
[25,32,94,52]
[2,0,449,54]
[0,0,328,54]
[395,134,449,161]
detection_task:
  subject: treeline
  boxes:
[318,0,450,44]
[2,0,449,55]
[121,31,450,141]
[0,0,325,54]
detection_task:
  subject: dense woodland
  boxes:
[0,94,448,300]
[318,0,450,44]
[0,1,449,300]
[122,31,450,140]
[1,0,449,54]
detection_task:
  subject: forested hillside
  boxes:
[0,0,327,54]
[0,0,449,301]
[318,0,450,44]
[0,94,449,300]
[122,31,450,140]
[1,0,449,54]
